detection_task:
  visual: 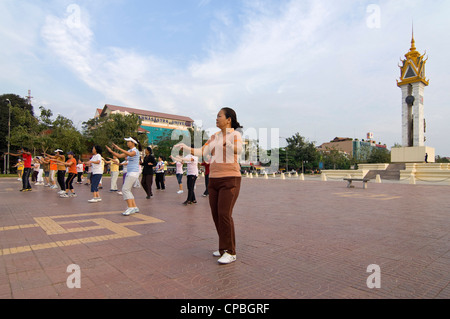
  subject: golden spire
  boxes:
[410,23,416,51]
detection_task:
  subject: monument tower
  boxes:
[392,30,435,163]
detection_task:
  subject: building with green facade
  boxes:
[96,104,194,145]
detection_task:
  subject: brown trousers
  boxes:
[208,177,241,256]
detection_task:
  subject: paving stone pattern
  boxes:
[0,176,449,299]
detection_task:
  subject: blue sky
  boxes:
[1,0,450,156]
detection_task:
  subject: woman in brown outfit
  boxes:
[175,107,243,264]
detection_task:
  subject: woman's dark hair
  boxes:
[132,137,142,152]
[93,145,102,155]
[146,146,153,155]
[221,107,242,131]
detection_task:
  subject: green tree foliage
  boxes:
[0,94,34,153]
[320,147,352,170]
[435,155,450,163]
[367,147,391,164]
[82,113,148,157]
[1,94,89,164]
[284,133,319,171]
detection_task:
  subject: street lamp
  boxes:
[5,99,11,174]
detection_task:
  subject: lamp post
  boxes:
[5,99,12,174]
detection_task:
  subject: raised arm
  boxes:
[105,144,134,159]
[174,141,211,159]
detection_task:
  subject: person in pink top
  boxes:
[175,107,243,264]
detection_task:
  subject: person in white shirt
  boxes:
[171,153,198,205]
[154,157,165,190]
[76,160,84,184]
[85,145,103,203]
[32,158,39,184]
[170,156,184,194]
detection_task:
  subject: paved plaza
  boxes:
[0,174,449,299]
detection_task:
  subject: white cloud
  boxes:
[33,0,450,155]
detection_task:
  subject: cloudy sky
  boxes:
[1,0,450,155]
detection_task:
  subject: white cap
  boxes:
[124,137,138,144]
[55,149,63,153]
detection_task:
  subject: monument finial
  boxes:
[410,22,416,51]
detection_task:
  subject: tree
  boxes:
[82,113,147,156]
[8,101,40,151]
[320,147,352,170]
[8,104,87,157]
[284,133,319,171]
[435,155,449,163]
[367,147,391,164]
[0,94,34,153]
[49,114,87,156]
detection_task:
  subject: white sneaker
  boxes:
[177,190,184,194]
[212,251,221,257]
[88,198,100,203]
[218,252,236,264]
[70,193,77,197]
[60,193,69,198]
[122,207,139,216]
[58,190,65,194]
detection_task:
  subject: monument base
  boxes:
[391,146,435,163]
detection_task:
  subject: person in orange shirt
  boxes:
[54,151,78,198]
[49,158,57,189]
[45,152,59,189]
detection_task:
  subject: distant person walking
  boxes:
[106,137,142,216]
[175,107,243,264]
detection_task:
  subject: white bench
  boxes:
[344,178,370,189]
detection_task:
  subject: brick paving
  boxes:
[0,175,449,299]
